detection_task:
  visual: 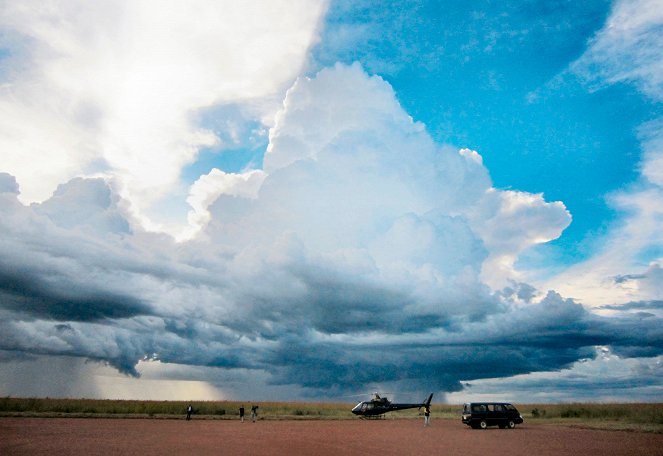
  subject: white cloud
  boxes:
[184,169,266,240]
[474,189,570,288]
[641,118,663,187]
[206,63,570,294]
[572,0,663,102]
[546,178,663,306]
[0,0,327,233]
[544,0,663,307]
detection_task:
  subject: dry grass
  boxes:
[521,403,663,433]
[0,398,356,419]
[0,398,457,419]
[1,398,662,432]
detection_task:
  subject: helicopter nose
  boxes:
[351,403,362,415]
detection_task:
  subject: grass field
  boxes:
[521,402,663,433]
[0,398,357,419]
[1,398,661,432]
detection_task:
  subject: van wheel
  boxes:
[479,420,487,429]
[507,420,516,429]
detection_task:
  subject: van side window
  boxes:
[486,404,494,412]
[505,404,516,411]
[495,404,504,412]
[472,404,486,412]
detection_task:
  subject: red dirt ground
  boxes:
[1,417,662,456]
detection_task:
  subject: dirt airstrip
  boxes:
[1,417,662,456]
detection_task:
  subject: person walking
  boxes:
[251,404,259,422]
[186,404,193,421]
[424,404,431,427]
[239,405,245,422]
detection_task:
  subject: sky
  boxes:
[0,0,662,403]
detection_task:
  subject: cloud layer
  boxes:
[2,61,661,398]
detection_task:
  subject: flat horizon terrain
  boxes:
[2,417,662,456]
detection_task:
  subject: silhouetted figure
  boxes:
[239,405,245,422]
[251,404,259,422]
[186,404,193,421]
[424,404,430,427]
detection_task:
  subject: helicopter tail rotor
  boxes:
[418,393,434,411]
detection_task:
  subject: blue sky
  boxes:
[192,0,661,265]
[0,0,662,403]
[317,0,659,267]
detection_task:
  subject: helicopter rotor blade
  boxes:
[341,392,394,398]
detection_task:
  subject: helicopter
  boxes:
[351,392,433,418]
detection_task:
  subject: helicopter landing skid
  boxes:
[360,414,385,420]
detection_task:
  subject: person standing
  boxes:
[251,404,259,422]
[424,404,431,427]
[186,404,193,421]
[239,405,245,422]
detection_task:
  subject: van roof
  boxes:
[465,402,513,405]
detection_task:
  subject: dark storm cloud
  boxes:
[0,178,153,322]
[599,311,663,358]
[240,273,461,339]
[2,233,662,395]
[235,289,660,395]
[0,266,151,321]
[3,213,658,394]
[599,300,663,311]
[210,291,663,395]
[1,174,662,398]
[614,273,648,284]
